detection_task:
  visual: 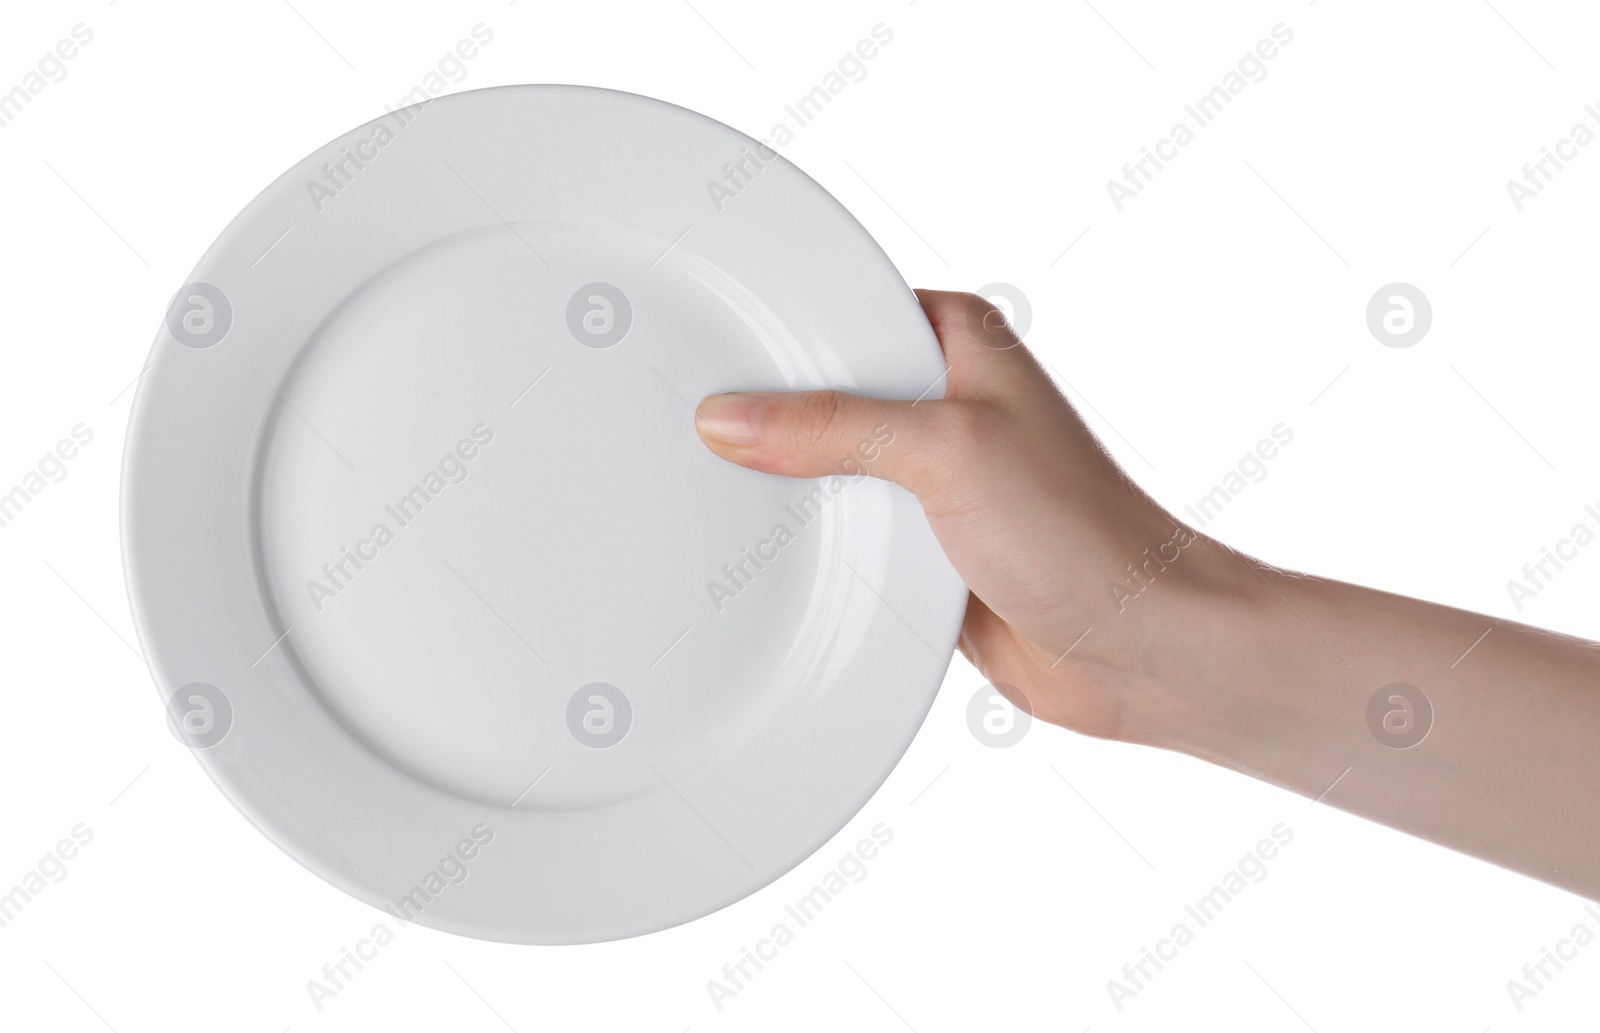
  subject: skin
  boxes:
[695,289,1600,900]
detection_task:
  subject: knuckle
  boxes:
[940,291,990,332]
[782,390,846,452]
[962,294,1019,348]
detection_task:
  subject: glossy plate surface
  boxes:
[122,84,964,943]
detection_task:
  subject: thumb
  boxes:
[694,389,956,497]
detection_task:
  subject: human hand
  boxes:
[693,289,1252,746]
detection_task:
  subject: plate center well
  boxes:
[253,223,848,809]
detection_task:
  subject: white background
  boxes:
[3,0,1598,1029]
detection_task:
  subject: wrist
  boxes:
[1116,532,1280,754]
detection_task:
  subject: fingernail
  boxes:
[696,392,768,446]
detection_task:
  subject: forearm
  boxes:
[1134,538,1600,898]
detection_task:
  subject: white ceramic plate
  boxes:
[122,85,964,944]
